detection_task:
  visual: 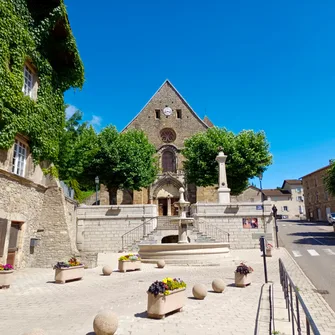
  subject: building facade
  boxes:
[0,1,85,268]
[302,164,335,221]
[100,80,217,213]
[262,180,305,220]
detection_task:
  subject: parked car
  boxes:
[327,213,335,225]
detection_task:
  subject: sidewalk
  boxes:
[0,248,333,335]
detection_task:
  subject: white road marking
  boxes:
[292,250,302,257]
[307,249,319,256]
[323,248,335,256]
[282,224,286,227]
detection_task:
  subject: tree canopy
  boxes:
[182,127,272,195]
[324,161,335,196]
[55,109,99,199]
[88,126,158,204]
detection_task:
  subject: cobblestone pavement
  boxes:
[1,248,334,335]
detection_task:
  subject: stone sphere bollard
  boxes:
[212,279,226,293]
[157,260,165,268]
[93,310,118,335]
[22,329,46,335]
[102,265,113,276]
[192,284,207,300]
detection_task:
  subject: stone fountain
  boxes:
[138,186,230,265]
[169,187,194,244]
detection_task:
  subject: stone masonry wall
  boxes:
[0,170,45,267]
[191,202,274,249]
[29,181,78,268]
[76,205,158,253]
[0,169,78,268]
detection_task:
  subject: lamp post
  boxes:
[259,173,266,233]
[272,205,279,248]
[95,176,99,205]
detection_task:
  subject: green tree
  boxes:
[182,127,272,195]
[324,161,335,196]
[90,127,158,204]
[56,109,99,199]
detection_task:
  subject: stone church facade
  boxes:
[99,80,217,213]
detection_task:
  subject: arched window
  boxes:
[162,150,176,172]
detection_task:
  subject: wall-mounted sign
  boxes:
[243,218,259,229]
[256,205,263,210]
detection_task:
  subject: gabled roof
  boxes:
[122,79,209,132]
[203,116,214,127]
[262,189,291,197]
[281,179,302,188]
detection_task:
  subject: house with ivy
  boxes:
[0,1,86,268]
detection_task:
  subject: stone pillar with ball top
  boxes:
[216,148,231,204]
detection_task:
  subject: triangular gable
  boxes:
[122,79,209,132]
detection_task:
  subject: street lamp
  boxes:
[258,173,265,233]
[95,176,99,205]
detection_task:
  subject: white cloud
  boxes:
[89,115,102,127]
[65,105,77,119]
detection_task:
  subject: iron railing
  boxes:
[121,217,156,251]
[279,258,321,335]
[194,221,230,243]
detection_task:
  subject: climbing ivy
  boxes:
[0,0,84,162]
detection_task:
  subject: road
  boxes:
[278,219,335,311]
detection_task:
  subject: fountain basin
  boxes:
[138,242,230,266]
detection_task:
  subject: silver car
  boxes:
[327,213,335,224]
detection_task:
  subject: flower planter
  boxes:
[0,270,14,289]
[147,288,186,319]
[235,272,251,287]
[118,260,141,273]
[54,265,84,284]
[266,248,272,257]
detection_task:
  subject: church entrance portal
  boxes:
[158,197,178,216]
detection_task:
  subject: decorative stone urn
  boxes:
[0,270,14,288]
[147,288,186,319]
[234,273,251,287]
[118,260,141,273]
[54,265,84,284]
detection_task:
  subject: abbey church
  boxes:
[99,80,217,212]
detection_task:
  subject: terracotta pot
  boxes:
[234,272,251,287]
[118,260,141,273]
[54,265,84,284]
[147,288,186,319]
[0,270,14,288]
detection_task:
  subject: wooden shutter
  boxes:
[0,219,8,257]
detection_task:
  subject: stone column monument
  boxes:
[216,149,231,204]
[171,187,194,244]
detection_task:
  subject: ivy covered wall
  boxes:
[0,0,84,162]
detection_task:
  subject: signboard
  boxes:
[256,205,263,210]
[243,218,259,229]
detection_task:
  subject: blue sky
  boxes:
[64,0,335,189]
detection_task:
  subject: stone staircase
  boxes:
[124,216,220,252]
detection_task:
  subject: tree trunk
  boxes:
[108,187,117,205]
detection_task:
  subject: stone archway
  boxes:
[152,176,184,216]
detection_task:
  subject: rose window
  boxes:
[160,128,176,143]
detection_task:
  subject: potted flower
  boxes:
[235,263,253,287]
[118,253,141,273]
[266,243,273,257]
[147,277,187,319]
[53,257,84,284]
[0,264,14,289]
